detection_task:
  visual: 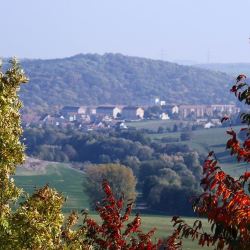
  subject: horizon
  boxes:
[2,0,250,64]
[4,52,250,65]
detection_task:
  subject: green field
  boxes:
[129,121,247,177]
[13,163,215,249]
[126,119,188,131]
[172,126,247,177]
[132,215,212,250]
[77,213,212,250]
[14,164,89,212]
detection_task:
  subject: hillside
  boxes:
[195,63,250,77]
[17,54,235,112]
[15,160,88,212]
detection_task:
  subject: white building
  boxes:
[211,104,240,114]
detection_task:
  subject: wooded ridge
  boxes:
[15,53,234,112]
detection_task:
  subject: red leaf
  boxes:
[236,74,247,82]
[208,151,214,157]
[221,115,229,123]
[230,85,237,93]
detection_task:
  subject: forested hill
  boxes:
[18,53,234,112]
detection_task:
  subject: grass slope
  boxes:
[14,164,89,212]
[85,214,212,249]
[14,162,213,248]
[14,160,214,249]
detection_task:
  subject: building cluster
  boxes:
[22,105,145,130]
[178,104,240,119]
[59,105,144,121]
[22,103,240,130]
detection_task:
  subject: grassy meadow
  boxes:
[126,119,187,131]
[74,213,213,249]
[14,163,89,212]
[14,163,213,249]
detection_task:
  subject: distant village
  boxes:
[22,97,240,131]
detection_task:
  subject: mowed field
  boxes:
[14,164,89,213]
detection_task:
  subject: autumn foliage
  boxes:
[83,180,164,249]
[169,75,250,250]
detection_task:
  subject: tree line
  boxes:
[24,127,203,214]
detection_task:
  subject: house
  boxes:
[60,106,87,121]
[160,112,170,120]
[204,122,215,129]
[211,104,240,114]
[75,114,91,123]
[96,106,122,118]
[119,122,128,129]
[154,98,160,105]
[165,105,179,115]
[40,114,66,127]
[122,107,144,120]
[196,118,208,125]
[179,105,213,118]
[211,118,221,126]
[154,98,166,106]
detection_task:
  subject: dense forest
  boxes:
[15,53,235,112]
[24,127,203,215]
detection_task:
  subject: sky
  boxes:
[1,0,250,63]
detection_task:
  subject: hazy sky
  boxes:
[1,0,250,63]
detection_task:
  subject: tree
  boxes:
[0,59,90,249]
[180,131,193,141]
[173,124,178,132]
[83,180,165,249]
[62,144,78,160]
[157,126,165,134]
[169,74,250,249]
[122,155,140,176]
[83,163,137,209]
[0,59,28,247]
